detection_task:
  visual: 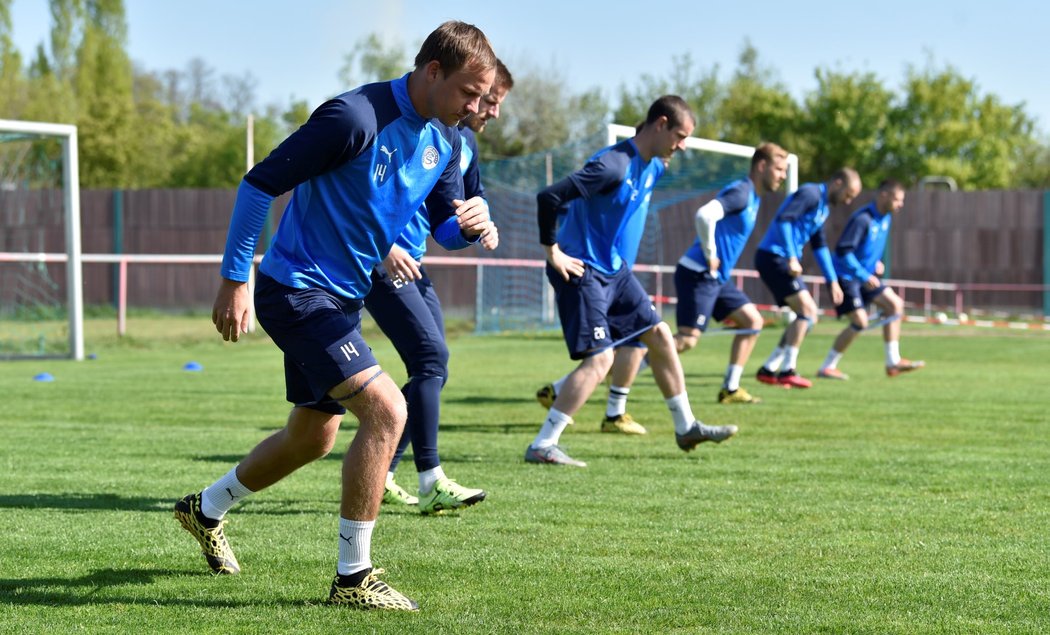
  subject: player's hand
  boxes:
[453,197,490,237]
[787,257,803,277]
[830,280,844,306]
[479,222,499,251]
[707,255,721,277]
[212,278,251,342]
[874,261,885,276]
[545,244,585,281]
[382,244,422,282]
[864,274,880,290]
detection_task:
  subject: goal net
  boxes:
[472,124,798,333]
[0,120,83,359]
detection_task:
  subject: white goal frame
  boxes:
[606,123,799,193]
[0,119,84,360]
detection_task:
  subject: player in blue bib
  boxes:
[524,95,738,468]
[753,168,860,389]
[366,60,513,515]
[816,179,925,379]
[673,142,789,404]
[174,22,497,611]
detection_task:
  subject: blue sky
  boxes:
[8,0,1048,132]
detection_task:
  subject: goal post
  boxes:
[0,119,83,360]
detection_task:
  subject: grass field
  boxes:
[2,316,1049,634]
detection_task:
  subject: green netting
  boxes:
[0,134,69,358]
[474,130,752,333]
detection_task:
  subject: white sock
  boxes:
[337,518,374,576]
[821,350,843,371]
[665,393,695,434]
[551,373,570,394]
[531,408,573,449]
[385,471,397,485]
[418,465,445,495]
[201,466,254,520]
[724,364,744,391]
[783,346,800,372]
[606,385,630,418]
[763,346,785,372]
[886,340,901,367]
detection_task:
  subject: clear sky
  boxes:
[8,0,1048,132]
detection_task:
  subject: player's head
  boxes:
[414,21,497,126]
[465,58,513,133]
[875,178,906,214]
[828,167,862,206]
[640,95,695,161]
[750,142,789,195]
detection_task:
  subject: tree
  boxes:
[886,61,1040,189]
[338,33,409,87]
[479,61,608,158]
[0,0,27,117]
[614,53,721,139]
[799,67,894,184]
[717,43,801,154]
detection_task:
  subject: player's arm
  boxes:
[835,214,876,286]
[426,130,485,250]
[215,97,370,341]
[537,176,586,280]
[810,228,843,304]
[693,198,724,274]
[775,188,818,274]
[461,131,499,250]
[537,154,623,280]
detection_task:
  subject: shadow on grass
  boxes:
[0,568,307,608]
[0,493,171,512]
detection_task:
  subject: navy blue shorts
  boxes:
[755,249,806,307]
[254,273,379,415]
[674,265,751,332]
[363,265,448,379]
[546,263,661,360]
[835,278,887,317]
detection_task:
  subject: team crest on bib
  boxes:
[422,146,440,170]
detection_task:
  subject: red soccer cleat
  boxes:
[776,370,812,389]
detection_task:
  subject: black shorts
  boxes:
[835,278,887,317]
[546,264,661,360]
[674,265,751,332]
[255,273,379,415]
[754,249,806,307]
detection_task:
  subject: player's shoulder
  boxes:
[591,139,635,172]
[458,125,478,150]
[318,82,396,134]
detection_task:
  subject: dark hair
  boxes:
[752,142,787,170]
[494,58,514,91]
[644,95,695,130]
[414,21,496,75]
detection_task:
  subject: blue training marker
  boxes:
[183,361,203,372]
[33,372,55,382]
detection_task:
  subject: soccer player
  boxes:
[673,142,789,403]
[370,60,514,514]
[525,95,738,467]
[753,168,860,388]
[174,21,496,611]
[536,143,790,415]
[817,179,925,379]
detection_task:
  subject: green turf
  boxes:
[1,317,1049,634]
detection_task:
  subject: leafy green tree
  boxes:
[613,53,721,139]
[799,67,894,184]
[0,0,27,117]
[718,43,802,154]
[338,33,408,88]
[886,61,1039,189]
[479,61,607,158]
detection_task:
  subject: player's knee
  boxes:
[676,333,698,352]
[888,295,904,316]
[406,343,449,378]
[739,307,763,331]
